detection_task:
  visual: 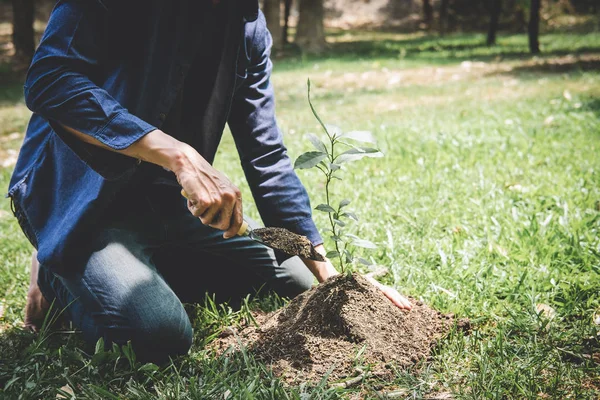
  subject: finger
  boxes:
[210,195,235,231]
[365,275,412,310]
[199,204,220,226]
[388,292,412,310]
[187,197,209,217]
[24,324,39,334]
[224,195,243,238]
[385,289,412,310]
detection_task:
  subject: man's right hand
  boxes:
[169,142,243,238]
[61,126,243,238]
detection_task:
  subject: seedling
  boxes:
[294,79,383,273]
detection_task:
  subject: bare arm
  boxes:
[303,244,339,283]
[62,125,243,238]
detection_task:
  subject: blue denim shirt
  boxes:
[7,0,322,273]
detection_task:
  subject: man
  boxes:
[9,0,411,363]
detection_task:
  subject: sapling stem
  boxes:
[324,137,346,272]
[299,79,381,273]
[307,80,346,272]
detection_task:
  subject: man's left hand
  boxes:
[303,245,412,311]
[363,274,412,310]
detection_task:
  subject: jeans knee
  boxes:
[274,256,314,298]
[133,305,193,362]
[98,296,193,363]
[292,265,314,294]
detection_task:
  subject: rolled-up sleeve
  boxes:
[228,13,322,245]
[24,0,156,151]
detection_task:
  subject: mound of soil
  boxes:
[253,227,324,261]
[214,274,458,383]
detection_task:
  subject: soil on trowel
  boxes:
[214,273,461,384]
[253,227,324,261]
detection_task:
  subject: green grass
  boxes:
[1,31,599,399]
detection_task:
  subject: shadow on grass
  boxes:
[580,98,600,119]
[0,326,36,363]
[499,56,600,75]
[276,32,600,70]
[0,80,25,108]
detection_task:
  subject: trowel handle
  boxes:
[237,220,250,236]
[181,189,248,237]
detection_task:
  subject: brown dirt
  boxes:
[253,227,324,261]
[214,273,459,384]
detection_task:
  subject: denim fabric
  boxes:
[8,0,322,275]
[37,185,313,363]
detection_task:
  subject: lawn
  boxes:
[1,31,599,399]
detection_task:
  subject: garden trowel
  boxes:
[180,190,324,261]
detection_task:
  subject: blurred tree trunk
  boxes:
[296,0,326,53]
[439,0,449,35]
[487,0,502,45]
[12,0,35,63]
[528,0,541,53]
[264,0,282,51]
[423,0,433,27]
[283,0,292,44]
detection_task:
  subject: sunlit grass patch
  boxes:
[1,31,599,398]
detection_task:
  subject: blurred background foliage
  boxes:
[0,0,598,68]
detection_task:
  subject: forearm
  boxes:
[63,123,243,236]
[61,124,193,173]
[303,244,339,283]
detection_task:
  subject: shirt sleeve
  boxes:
[23,0,156,151]
[227,13,323,246]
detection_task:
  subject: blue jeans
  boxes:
[37,185,313,363]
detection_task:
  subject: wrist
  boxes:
[310,245,340,283]
[167,141,195,175]
[316,261,340,283]
[130,129,189,172]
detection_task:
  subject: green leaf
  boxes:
[333,218,346,227]
[307,79,331,140]
[326,250,340,259]
[339,199,351,208]
[111,342,121,353]
[121,342,136,369]
[337,147,383,163]
[358,257,372,266]
[294,151,327,169]
[341,130,375,143]
[91,352,107,366]
[351,238,378,249]
[306,133,327,153]
[139,363,160,374]
[315,204,336,213]
[89,385,121,400]
[342,211,359,221]
[343,249,354,263]
[330,163,341,171]
[4,376,20,390]
[56,386,75,400]
[95,337,104,354]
